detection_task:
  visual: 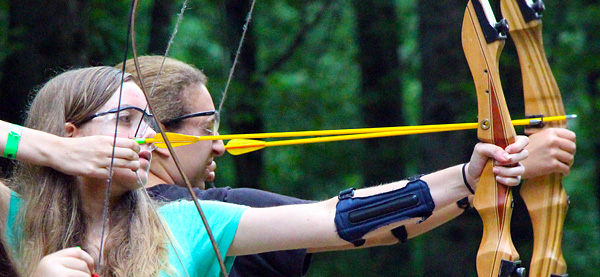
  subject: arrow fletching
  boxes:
[225,139,267,155]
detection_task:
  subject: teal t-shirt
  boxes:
[5,191,248,277]
[159,199,247,276]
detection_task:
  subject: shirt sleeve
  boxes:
[4,190,22,250]
[221,188,314,277]
[159,200,248,277]
[152,185,315,276]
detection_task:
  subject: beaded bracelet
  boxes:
[3,124,23,159]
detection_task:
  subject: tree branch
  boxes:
[262,0,337,76]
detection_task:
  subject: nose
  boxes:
[143,124,157,139]
[212,132,225,157]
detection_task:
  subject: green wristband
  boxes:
[3,124,23,159]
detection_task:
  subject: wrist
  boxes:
[462,163,475,194]
[2,124,22,159]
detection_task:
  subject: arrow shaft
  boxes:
[138,114,573,145]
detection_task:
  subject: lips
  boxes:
[139,150,152,170]
[139,150,152,161]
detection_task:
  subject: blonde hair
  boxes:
[116,55,208,130]
[10,67,169,276]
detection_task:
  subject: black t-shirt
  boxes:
[146,184,313,277]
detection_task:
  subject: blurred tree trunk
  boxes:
[148,0,175,55]
[352,0,405,184]
[418,0,474,169]
[224,0,264,189]
[588,71,600,219]
[417,1,481,275]
[0,0,90,175]
[352,0,409,274]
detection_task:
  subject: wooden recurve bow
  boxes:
[461,0,525,276]
[500,1,569,276]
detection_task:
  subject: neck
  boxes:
[77,177,112,259]
[78,178,111,223]
[146,166,173,188]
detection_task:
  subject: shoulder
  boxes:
[147,184,312,207]
[147,184,194,201]
[160,201,248,257]
[147,184,230,202]
[217,188,313,207]
[159,200,248,228]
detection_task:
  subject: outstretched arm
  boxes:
[229,136,529,256]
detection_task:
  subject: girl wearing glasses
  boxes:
[1,66,528,276]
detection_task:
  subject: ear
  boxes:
[64,122,79,138]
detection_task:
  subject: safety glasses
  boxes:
[161,110,220,136]
[78,106,159,143]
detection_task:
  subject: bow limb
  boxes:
[500,1,568,276]
[461,1,524,276]
[128,1,229,276]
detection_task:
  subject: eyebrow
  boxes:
[118,103,145,109]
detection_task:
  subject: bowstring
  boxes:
[129,0,229,275]
[127,0,191,274]
[95,1,136,273]
[217,0,257,114]
[128,0,259,275]
[134,0,187,136]
[96,0,192,274]
[207,0,257,191]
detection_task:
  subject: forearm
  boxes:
[405,200,466,239]
[0,121,59,168]
[352,164,470,212]
[341,165,471,247]
[1,120,141,179]
[237,176,478,255]
[421,164,472,209]
[235,138,527,255]
[309,164,471,249]
[232,200,342,256]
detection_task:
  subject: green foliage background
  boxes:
[1,0,598,275]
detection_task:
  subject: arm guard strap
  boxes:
[334,176,435,246]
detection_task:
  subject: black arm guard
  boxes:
[334,176,435,246]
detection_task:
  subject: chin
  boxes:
[135,170,148,187]
[112,168,146,191]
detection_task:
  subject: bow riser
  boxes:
[504,22,566,125]
[501,1,569,275]
[462,0,520,276]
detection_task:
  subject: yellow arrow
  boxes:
[224,114,576,155]
[135,114,575,150]
[224,126,464,155]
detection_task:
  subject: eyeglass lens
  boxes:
[201,113,220,136]
[97,107,155,138]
